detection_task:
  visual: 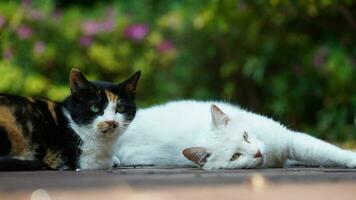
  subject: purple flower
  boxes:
[82,19,115,35]
[124,24,149,41]
[79,35,93,47]
[313,47,329,68]
[102,19,115,32]
[157,40,175,53]
[17,25,33,39]
[0,15,5,29]
[82,21,101,35]
[3,48,13,60]
[33,41,46,54]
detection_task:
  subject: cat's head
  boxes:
[64,68,141,140]
[183,104,264,170]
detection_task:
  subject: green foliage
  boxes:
[0,0,355,142]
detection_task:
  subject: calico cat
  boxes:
[0,69,140,171]
[116,100,356,169]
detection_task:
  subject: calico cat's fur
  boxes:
[116,100,356,169]
[0,69,140,171]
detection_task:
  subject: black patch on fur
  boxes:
[0,127,11,156]
[63,85,109,125]
[0,157,51,171]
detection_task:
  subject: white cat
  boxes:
[115,100,356,170]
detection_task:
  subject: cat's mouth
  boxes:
[97,121,119,134]
[102,127,116,134]
[255,150,265,166]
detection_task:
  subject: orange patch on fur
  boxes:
[105,90,119,103]
[46,100,58,125]
[0,106,32,158]
[27,97,36,103]
[43,149,63,169]
[97,121,110,131]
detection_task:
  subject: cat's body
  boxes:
[0,69,140,171]
[116,100,356,169]
[0,94,79,170]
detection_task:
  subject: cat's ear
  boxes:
[69,68,91,92]
[183,147,210,166]
[211,104,230,128]
[119,70,141,98]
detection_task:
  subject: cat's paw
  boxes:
[346,159,356,168]
[112,156,121,168]
[202,162,224,170]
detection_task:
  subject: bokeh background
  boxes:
[0,0,355,144]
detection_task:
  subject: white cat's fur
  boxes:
[116,100,356,169]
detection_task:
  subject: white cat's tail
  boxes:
[286,131,356,168]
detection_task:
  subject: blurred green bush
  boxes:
[0,0,355,142]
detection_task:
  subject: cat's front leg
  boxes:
[112,156,121,168]
[286,131,356,168]
[203,156,262,170]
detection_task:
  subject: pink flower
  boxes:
[17,25,33,39]
[22,0,32,7]
[102,8,115,32]
[102,19,115,32]
[157,40,175,53]
[81,9,116,36]
[29,10,45,21]
[33,41,46,54]
[124,24,149,41]
[79,35,93,47]
[0,15,5,29]
[3,48,13,60]
[82,21,101,35]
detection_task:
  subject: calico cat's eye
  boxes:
[243,132,250,143]
[90,105,100,113]
[230,152,241,161]
[116,105,125,113]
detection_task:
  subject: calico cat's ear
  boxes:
[211,104,230,128]
[183,147,210,166]
[119,70,141,98]
[69,68,91,92]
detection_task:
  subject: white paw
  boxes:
[346,159,356,168]
[202,162,224,170]
[113,156,121,167]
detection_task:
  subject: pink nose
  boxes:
[106,121,118,129]
[254,150,262,158]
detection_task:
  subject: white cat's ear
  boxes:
[211,104,230,128]
[183,147,210,166]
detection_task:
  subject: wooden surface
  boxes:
[1,166,356,200]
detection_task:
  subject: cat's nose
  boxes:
[254,150,262,158]
[106,121,118,129]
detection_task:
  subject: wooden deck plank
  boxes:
[1,167,356,200]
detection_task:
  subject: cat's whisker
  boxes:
[79,128,97,149]
[84,129,98,147]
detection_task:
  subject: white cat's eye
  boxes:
[243,132,250,143]
[230,152,241,161]
[116,105,125,113]
[90,105,100,113]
